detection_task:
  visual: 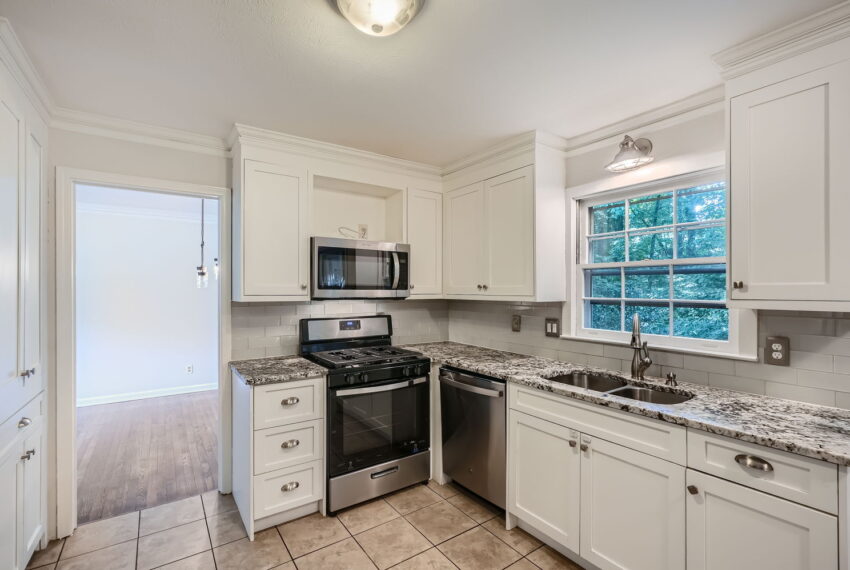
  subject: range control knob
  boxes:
[402,366,412,377]
[418,364,428,376]
[360,372,369,382]
[344,374,356,385]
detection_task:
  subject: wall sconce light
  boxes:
[605,135,654,172]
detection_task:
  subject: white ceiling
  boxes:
[0,0,840,165]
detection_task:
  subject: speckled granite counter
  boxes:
[230,355,328,386]
[404,341,850,466]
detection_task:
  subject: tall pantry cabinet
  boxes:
[0,46,48,570]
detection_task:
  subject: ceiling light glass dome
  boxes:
[337,0,423,37]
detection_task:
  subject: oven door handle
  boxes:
[439,375,504,398]
[335,377,426,396]
[391,252,401,290]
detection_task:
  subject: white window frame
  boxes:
[565,167,757,359]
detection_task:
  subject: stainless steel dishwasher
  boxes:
[439,367,506,508]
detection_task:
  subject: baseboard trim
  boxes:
[76,383,217,407]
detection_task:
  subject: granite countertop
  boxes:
[230,355,328,385]
[404,341,850,466]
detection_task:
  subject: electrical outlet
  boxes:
[545,318,560,337]
[358,224,368,239]
[511,315,522,332]
[186,365,194,374]
[764,336,790,366]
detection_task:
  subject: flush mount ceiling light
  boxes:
[337,0,423,37]
[605,135,654,173]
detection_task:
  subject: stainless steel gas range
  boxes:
[299,315,430,513]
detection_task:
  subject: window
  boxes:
[572,172,754,357]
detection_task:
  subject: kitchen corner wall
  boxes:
[231,300,449,360]
[448,301,850,409]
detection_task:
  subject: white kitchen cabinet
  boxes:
[443,181,486,295]
[20,423,43,558]
[686,469,837,570]
[0,440,20,570]
[580,435,685,570]
[508,410,580,552]
[407,188,442,296]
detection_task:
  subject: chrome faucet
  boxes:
[630,314,652,380]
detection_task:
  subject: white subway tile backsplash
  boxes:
[765,383,836,407]
[733,361,797,384]
[660,366,708,385]
[683,354,735,375]
[797,371,850,393]
[708,373,766,395]
[790,334,850,357]
[788,350,833,372]
[835,356,850,375]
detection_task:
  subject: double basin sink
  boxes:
[544,372,694,405]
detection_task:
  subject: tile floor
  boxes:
[27,481,584,570]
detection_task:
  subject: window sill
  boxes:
[558,333,758,362]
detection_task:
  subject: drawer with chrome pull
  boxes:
[0,393,43,459]
[687,430,837,513]
[253,459,323,519]
[253,377,324,430]
[254,419,323,475]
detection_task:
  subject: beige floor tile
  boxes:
[446,492,499,524]
[426,480,460,500]
[27,538,64,568]
[157,550,216,569]
[278,512,350,558]
[482,517,543,556]
[61,510,139,559]
[207,510,248,547]
[337,499,400,535]
[438,527,522,570]
[390,547,456,569]
[28,565,56,570]
[213,528,290,569]
[526,546,584,570]
[385,484,442,515]
[506,559,540,569]
[202,490,238,516]
[356,517,432,570]
[405,501,476,545]
[137,519,212,570]
[270,562,295,569]
[293,537,376,570]
[140,495,205,536]
[56,539,136,570]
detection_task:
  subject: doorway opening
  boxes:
[73,184,221,524]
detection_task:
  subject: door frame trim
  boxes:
[54,167,232,538]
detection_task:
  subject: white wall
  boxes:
[75,185,220,405]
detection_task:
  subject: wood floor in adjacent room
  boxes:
[76,390,219,525]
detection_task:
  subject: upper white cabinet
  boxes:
[407,188,442,297]
[718,9,850,310]
[442,132,567,301]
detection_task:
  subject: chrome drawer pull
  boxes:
[281,481,300,492]
[568,440,577,448]
[281,396,300,406]
[735,454,773,472]
[17,417,32,429]
[281,439,300,449]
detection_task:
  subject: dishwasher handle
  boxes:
[439,370,504,398]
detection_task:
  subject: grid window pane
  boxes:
[589,236,625,263]
[624,303,670,335]
[677,225,726,258]
[628,231,673,261]
[588,268,621,298]
[587,301,621,331]
[629,192,673,229]
[674,305,729,340]
[677,183,726,223]
[590,201,625,234]
[673,264,726,300]
[625,266,668,299]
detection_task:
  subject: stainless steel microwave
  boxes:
[311,237,410,299]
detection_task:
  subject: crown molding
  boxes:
[713,1,850,79]
[231,123,442,179]
[0,17,53,122]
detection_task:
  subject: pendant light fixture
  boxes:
[337,0,423,37]
[196,199,209,289]
[605,135,654,172]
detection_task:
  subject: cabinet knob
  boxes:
[568,440,577,448]
[300,283,307,290]
[20,450,35,461]
[410,284,415,290]
[281,481,300,492]
[17,417,32,429]
[482,284,488,291]
[687,485,699,495]
[580,443,589,452]
[732,281,744,289]
[477,284,483,290]
[281,439,300,449]
[281,396,300,406]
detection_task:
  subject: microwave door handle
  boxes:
[335,377,426,396]
[391,252,401,290]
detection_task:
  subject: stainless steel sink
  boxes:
[546,373,628,393]
[605,386,694,405]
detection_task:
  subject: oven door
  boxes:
[312,237,409,299]
[327,376,429,478]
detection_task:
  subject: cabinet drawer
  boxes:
[0,372,43,427]
[509,384,686,464]
[0,393,42,459]
[254,419,323,475]
[253,460,323,519]
[254,378,323,430]
[687,430,837,513]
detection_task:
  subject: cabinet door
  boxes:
[407,188,442,296]
[21,127,43,396]
[241,160,309,297]
[729,59,850,301]
[580,436,685,570]
[20,423,43,560]
[444,182,485,295]
[484,166,534,296]
[0,443,21,570]
[687,470,837,570]
[508,410,580,551]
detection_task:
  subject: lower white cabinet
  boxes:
[686,469,837,570]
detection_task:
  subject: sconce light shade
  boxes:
[337,0,423,37]
[605,135,654,172]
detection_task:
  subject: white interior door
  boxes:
[444,181,485,295]
[484,165,534,296]
[407,188,442,296]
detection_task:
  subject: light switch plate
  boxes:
[511,315,522,332]
[545,318,560,337]
[765,336,790,366]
